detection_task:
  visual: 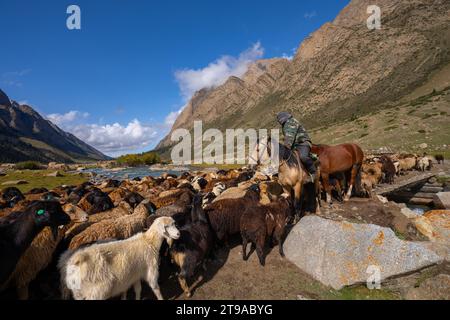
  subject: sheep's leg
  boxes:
[17,285,29,300]
[274,232,285,257]
[242,238,248,260]
[256,245,266,267]
[147,272,164,300]
[151,285,164,300]
[134,281,142,300]
[178,276,191,298]
[121,291,127,300]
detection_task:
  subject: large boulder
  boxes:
[284,216,442,290]
[434,192,450,209]
[414,210,450,261]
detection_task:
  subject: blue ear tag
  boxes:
[36,209,46,216]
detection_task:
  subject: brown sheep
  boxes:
[108,188,129,206]
[150,187,194,209]
[68,200,155,250]
[146,191,193,228]
[62,202,134,242]
[379,155,396,184]
[204,185,260,244]
[1,207,88,299]
[398,157,418,174]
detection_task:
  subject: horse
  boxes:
[311,143,364,205]
[250,137,320,219]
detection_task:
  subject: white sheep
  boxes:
[417,156,432,172]
[58,216,180,300]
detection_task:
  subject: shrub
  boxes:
[14,161,42,170]
[116,152,160,167]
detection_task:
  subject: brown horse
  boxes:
[252,138,320,217]
[311,143,364,205]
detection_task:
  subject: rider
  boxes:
[277,112,316,182]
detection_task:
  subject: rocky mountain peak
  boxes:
[0,89,11,107]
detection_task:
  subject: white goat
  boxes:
[58,216,180,300]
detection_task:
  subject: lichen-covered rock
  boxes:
[284,216,443,290]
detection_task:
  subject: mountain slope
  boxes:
[157,0,450,156]
[0,89,109,163]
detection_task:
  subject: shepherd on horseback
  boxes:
[277,112,316,183]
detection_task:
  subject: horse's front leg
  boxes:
[293,182,303,220]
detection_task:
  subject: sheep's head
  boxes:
[63,203,89,223]
[154,217,180,240]
[30,201,71,240]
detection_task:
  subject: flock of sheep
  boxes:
[0,169,291,300]
[0,152,444,300]
[360,153,440,195]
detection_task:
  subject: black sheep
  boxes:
[1,187,25,209]
[122,191,145,209]
[0,201,71,285]
[240,197,293,266]
[26,188,49,195]
[170,194,214,297]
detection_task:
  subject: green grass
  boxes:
[0,170,88,193]
[332,286,401,300]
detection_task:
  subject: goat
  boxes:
[68,200,155,250]
[240,196,292,266]
[169,194,214,298]
[58,216,180,300]
[0,201,71,286]
[204,185,260,244]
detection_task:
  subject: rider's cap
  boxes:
[277,112,292,125]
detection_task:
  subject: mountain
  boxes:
[156,0,450,156]
[0,89,109,163]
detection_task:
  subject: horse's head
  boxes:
[249,137,269,167]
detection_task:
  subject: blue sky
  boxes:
[0,0,349,156]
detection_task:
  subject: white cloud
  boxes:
[174,42,264,100]
[70,120,159,155]
[45,110,161,155]
[304,11,317,19]
[46,110,89,126]
[164,107,184,126]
